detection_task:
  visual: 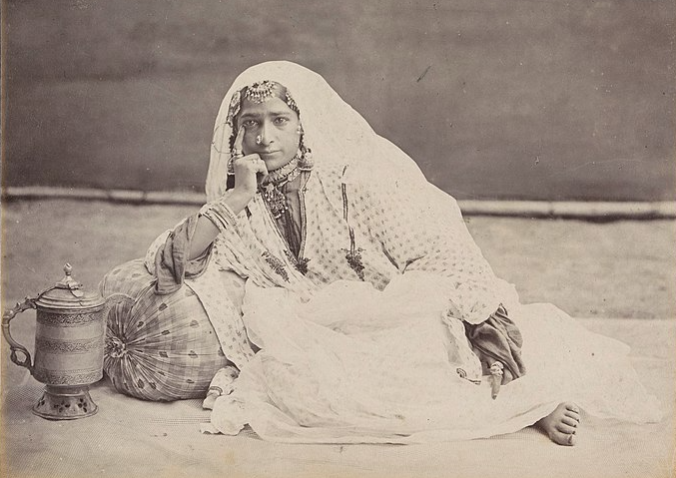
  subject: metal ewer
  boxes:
[2,264,105,420]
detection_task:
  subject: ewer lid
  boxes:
[35,264,105,311]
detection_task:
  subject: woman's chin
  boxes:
[264,156,294,171]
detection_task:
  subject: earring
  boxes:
[296,125,303,135]
[255,135,262,145]
[297,131,313,171]
[298,146,314,171]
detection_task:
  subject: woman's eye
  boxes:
[242,119,258,127]
[274,117,289,125]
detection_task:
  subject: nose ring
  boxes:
[255,135,262,145]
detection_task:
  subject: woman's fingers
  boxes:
[235,154,266,173]
[231,125,267,180]
[232,154,268,193]
[249,154,269,177]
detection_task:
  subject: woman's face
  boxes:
[237,97,301,171]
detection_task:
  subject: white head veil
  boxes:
[203,61,520,324]
[206,61,427,202]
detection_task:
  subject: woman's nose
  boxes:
[258,121,274,145]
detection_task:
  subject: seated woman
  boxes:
[114,61,659,445]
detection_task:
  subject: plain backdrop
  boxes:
[4,0,675,200]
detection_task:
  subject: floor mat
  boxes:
[2,318,674,478]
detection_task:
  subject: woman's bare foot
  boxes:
[536,402,581,446]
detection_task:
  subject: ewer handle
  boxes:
[2,297,38,372]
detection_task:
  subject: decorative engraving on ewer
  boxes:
[2,264,105,420]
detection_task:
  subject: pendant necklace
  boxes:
[259,156,310,274]
[260,157,300,219]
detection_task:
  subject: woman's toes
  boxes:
[550,429,575,446]
[562,416,578,428]
[536,402,582,446]
[564,411,580,422]
[556,422,577,435]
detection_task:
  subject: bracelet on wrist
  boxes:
[199,198,238,232]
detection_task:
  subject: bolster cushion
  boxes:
[99,259,229,401]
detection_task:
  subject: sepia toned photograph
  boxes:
[2,1,674,477]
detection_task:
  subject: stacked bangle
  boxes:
[199,198,238,232]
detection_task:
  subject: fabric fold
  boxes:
[464,304,526,383]
[152,214,212,295]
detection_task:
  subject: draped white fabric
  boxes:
[206,61,426,203]
[202,60,509,325]
[155,61,661,442]
[208,276,661,443]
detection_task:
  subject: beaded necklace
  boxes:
[260,156,301,219]
[259,155,311,273]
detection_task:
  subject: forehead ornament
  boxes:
[244,81,277,104]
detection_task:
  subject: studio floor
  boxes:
[1,199,675,477]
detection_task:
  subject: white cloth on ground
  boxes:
[207,272,661,443]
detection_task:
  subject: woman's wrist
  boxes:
[226,188,256,215]
[198,188,257,231]
[199,197,239,232]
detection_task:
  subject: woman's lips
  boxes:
[259,151,280,159]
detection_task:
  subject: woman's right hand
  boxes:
[189,126,269,259]
[230,125,268,202]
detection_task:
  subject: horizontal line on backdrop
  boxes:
[3,186,676,220]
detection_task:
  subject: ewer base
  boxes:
[32,385,98,420]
